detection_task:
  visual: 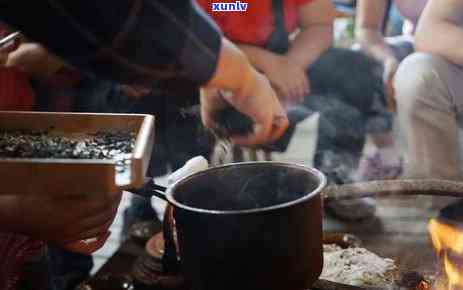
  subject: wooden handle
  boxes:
[323,179,463,202]
[313,279,387,290]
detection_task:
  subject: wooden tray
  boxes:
[0,111,155,195]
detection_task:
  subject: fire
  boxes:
[429,218,463,290]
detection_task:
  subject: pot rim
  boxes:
[165,161,327,215]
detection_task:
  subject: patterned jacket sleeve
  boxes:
[0,0,222,88]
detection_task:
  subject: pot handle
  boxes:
[162,204,181,274]
[127,179,180,273]
[129,177,168,201]
[323,179,463,201]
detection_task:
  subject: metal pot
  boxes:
[132,161,463,290]
[148,162,325,290]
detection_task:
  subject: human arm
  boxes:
[355,0,400,84]
[286,0,334,69]
[0,190,122,254]
[0,0,287,146]
[415,0,463,66]
[0,0,222,87]
[6,43,65,80]
[203,37,289,146]
[238,0,334,104]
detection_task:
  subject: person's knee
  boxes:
[395,52,452,114]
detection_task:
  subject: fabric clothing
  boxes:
[307,48,390,183]
[0,67,35,111]
[199,0,390,183]
[385,34,414,61]
[0,62,42,290]
[395,52,463,180]
[394,0,427,30]
[0,0,222,89]
[46,246,93,290]
[0,234,44,290]
[196,0,313,46]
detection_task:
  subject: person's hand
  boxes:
[5,43,64,79]
[263,55,310,105]
[201,71,289,147]
[383,57,400,112]
[0,190,122,254]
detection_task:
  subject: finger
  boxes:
[199,89,226,129]
[290,79,302,104]
[66,218,115,242]
[107,190,123,208]
[57,191,121,216]
[59,200,119,242]
[61,232,110,254]
[294,80,305,102]
[232,122,271,147]
[277,84,291,102]
[302,76,310,96]
[269,115,290,143]
[233,98,288,147]
[200,105,216,129]
[75,203,119,236]
[284,85,293,100]
[228,104,273,146]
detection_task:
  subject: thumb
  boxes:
[60,232,110,254]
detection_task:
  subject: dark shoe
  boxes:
[315,151,377,221]
[324,198,376,221]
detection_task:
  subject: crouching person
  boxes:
[395,0,463,180]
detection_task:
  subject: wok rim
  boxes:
[165,161,327,215]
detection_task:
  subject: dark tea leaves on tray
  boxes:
[0,130,135,160]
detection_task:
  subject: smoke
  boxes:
[176,165,312,211]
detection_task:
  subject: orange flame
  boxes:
[429,218,463,290]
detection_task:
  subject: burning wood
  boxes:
[396,271,432,290]
[429,215,463,290]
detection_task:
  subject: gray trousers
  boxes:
[395,52,463,180]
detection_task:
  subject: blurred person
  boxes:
[357,0,427,97]
[354,0,428,181]
[198,0,394,220]
[0,1,288,147]
[395,0,463,179]
[14,42,201,290]
[0,28,50,290]
[0,1,289,289]
[198,0,334,106]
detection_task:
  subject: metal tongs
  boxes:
[0,32,20,49]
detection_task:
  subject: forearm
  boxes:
[206,38,257,100]
[415,20,463,66]
[355,0,396,64]
[0,0,222,87]
[236,44,280,73]
[286,24,332,68]
[355,28,398,63]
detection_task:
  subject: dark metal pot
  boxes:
[132,160,463,290]
[163,161,326,290]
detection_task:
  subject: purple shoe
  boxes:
[355,151,403,182]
